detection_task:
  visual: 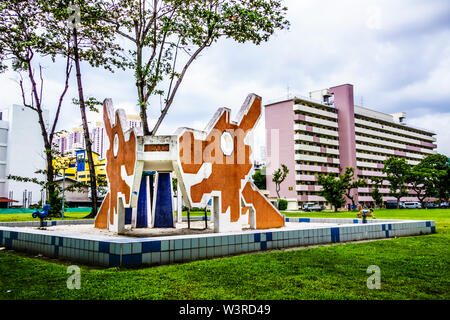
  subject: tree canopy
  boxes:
[102,0,290,135]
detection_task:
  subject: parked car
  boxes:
[302,202,324,212]
[425,203,438,209]
[403,202,422,209]
[439,202,449,208]
[385,201,405,209]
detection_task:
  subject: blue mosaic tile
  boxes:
[431,226,436,233]
[142,241,152,253]
[261,241,267,250]
[299,218,310,223]
[122,243,132,255]
[182,239,191,249]
[161,240,169,251]
[151,241,161,252]
[99,241,110,253]
[109,254,120,267]
[426,221,431,227]
[10,231,18,240]
[122,254,142,266]
[266,232,272,241]
[331,228,340,243]
[132,242,142,254]
[254,233,261,242]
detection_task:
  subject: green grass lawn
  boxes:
[0,209,449,300]
[0,210,206,223]
[0,212,91,222]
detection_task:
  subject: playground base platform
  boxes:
[0,217,436,267]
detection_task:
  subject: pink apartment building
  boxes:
[265,84,437,210]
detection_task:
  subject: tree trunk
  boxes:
[73,28,98,218]
[136,45,151,135]
[45,143,58,217]
[276,184,280,208]
[419,199,425,209]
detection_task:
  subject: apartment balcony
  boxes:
[294,123,339,138]
[293,103,338,120]
[356,152,387,162]
[295,144,340,155]
[294,114,338,129]
[355,134,405,150]
[296,185,322,192]
[355,126,424,147]
[358,187,391,194]
[298,195,326,202]
[295,164,340,173]
[295,174,317,182]
[354,118,436,143]
[295,154,340,164]
[357,161,383,169]
[294,133,339,147]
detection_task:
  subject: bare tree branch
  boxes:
[151,35,213,135]
[50,54,73,142]
[18,73,36,110]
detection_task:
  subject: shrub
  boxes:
[278,199,288,210]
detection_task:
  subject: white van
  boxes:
[403,202,422,209]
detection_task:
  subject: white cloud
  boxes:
[0,0,449,156]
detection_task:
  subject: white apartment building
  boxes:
[0,105,48,207]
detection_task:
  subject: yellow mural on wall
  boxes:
[53,150,106,186]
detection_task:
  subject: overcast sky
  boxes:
[1,0,449,159]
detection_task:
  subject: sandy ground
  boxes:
[17,221,341,239]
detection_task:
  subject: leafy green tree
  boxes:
[252,167,266,190]
[272,164,289,207]
[407,163,434,209]
[277,198,288,210]
[417,153,450,206]
[382,157,411,209]
[103,0,290,135]
[341,167,366,209]
[369,177,384,208]
[317,173,346,212]
[0,0,73,215]
[41,0,126,217]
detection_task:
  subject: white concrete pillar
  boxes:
[146,175,152,227]
[177,182,183,223]
[111,197,125,234]
[212,196,220,233]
